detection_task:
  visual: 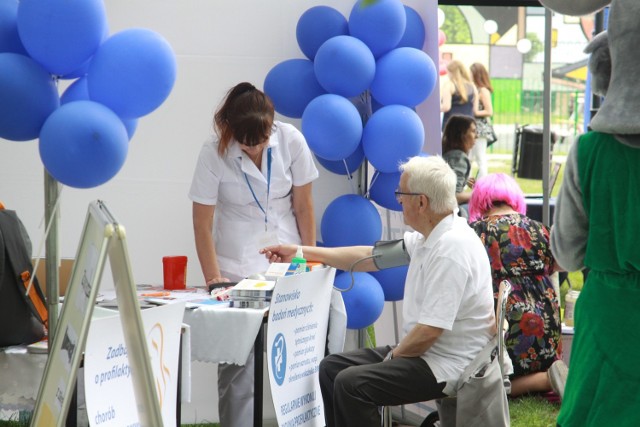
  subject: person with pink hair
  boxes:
[468,173,568,398]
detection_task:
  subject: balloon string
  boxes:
[364,170,379,199]
[344,159,358,195]
[27,184,64,297]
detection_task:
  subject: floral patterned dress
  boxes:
[471,213,562,377]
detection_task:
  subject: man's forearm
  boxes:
[392,324,443,358]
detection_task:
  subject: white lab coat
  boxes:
[189,120,319,280]
[189,121,318,427]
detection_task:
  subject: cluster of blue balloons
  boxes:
[0,0,176,188]
[265,0,437,328]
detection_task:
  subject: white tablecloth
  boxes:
[0,347,47,411]
[183,305,268,365]
[182,292,346,365]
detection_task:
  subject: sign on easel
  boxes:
[30,200,163,427]
[84,303,184,427]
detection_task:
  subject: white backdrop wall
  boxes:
[0,0,440,423]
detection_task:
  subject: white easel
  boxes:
[30,200,163,427]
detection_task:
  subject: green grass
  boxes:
[510,396,560,427]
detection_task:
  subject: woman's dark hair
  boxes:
[470,63,493,92]
[213,82,275,155]
[442,115,476,153]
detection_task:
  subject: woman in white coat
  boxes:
[189,82,318,426]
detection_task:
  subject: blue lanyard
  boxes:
[244,147,272,230]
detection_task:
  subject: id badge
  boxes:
[255,229,279,251]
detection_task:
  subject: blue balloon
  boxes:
[17,0,107,76]
[296,6,348,60]
[39,101,129,188]
[370,47,437,108]
[0,0,27,55]
[334,271,385,329]
[371,265,408,301]
[302,94,362,161]
[61,77,138,140]
[0,53,59,141]
[60,77,90,104]
[397,6,425,49]
[60,58,92,80]
[121,118,139,140]
[60,24,109,80]
[315,143,365,176]
[362,105,424,173]
[321,194,382,247]
[348,0,406,58]
[264,59,326,118]
[371,95,384,113]
[314,35,375,98]
[369,170,402,211]
[88,28,177,119]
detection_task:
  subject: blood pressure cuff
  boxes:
[372,239,410,270]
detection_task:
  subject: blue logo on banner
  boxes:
[271,333,287,386]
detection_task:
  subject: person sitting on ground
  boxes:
[468,173,568,399]
[261,156,495,427]
[442,114,477,216]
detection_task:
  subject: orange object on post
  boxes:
[21,271,48,329]
[162,256,187,290]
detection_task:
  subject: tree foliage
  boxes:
[524,32,544,63]
[440,6,472,45]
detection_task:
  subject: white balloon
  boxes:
[437,8,445,28]
[483,20,498,35]
[517,38,532,54]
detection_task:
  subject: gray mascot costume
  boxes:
[542,0,640,425]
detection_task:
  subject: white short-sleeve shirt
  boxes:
[402,213,494,385]
[189,121,319,279]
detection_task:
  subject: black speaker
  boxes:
[517,126,545,179]
[512,126,558,180]
[525,196,556,226]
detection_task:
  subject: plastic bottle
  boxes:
[291,246,307,274]
[564,289,580,327]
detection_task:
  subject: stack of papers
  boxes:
[229,278,276,309]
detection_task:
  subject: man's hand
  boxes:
[260,244,298,263]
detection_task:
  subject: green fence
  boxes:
[492,78,584,147]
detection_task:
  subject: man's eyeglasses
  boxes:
[394,190,423,203]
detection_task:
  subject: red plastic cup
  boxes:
[163,256,187,290]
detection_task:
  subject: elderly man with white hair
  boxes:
[261,155,495,427]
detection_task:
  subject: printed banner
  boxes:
[267,267,335,427]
